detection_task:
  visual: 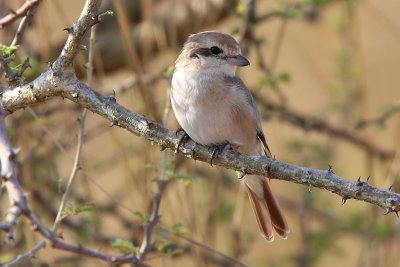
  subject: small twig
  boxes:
[0,53,31,85]
[355,102,400,129]
[166,228,249,267]
[0,101,26,242]
[238,2,288,105]
[255,95,394,160]
[1,242,46,267]
[270,15,288,71]
[238,0,256,55]
[0,0,41,29]
[52,108,87,230]
[24,208,148,266]
[53,16,96,233]
[52,0,102,70]
[0,53,17,81]
[255,1,335,23]
[113,70,166,96]
[255,10,287,23]
[10,1,41,46]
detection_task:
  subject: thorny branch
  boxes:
[1,67,400,213]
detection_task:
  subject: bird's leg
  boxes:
[175,128,190,153]
[210,142,231,166]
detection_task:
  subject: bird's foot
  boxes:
[175,128,190,153]
[210,142,230,166]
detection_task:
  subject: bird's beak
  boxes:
[227,54,250,67]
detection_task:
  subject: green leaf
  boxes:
[164,65,175,78]
[144,163,158,170]
[111,239,138,254]
[133,210,150,221]
[170,222,187,235]
[236,1,247,15]
[0,44,19,54]
[277,71,291,83]
[375,218,391,240]
[156,239,184,256]
[0,253,14,264]
[170,172,195,186]
[99,10,114,18]
[218,202,234,221]
[60,201,96,220]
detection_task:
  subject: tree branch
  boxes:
[255,95,395,160]
[355,102,400,129]
[1,70,400,214]
[52,0,102,70]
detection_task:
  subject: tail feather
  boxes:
[244,184,274,242]
[243,175,289,241]
[262,179,290,239]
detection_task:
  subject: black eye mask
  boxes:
[190,47,224,59]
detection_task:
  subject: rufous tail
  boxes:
[243,175,289,242]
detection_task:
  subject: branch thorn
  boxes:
[384,207,392,215]
[238,169,246,179]
[47,61,53,71]
[105,90,116,102]
[109,118,118,127]
[11,146,21,158]
[63,27,74,34]
[327,164,335,174]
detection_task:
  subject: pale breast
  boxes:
[171,68,249,147]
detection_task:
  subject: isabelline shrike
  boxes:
[171,31,289,241]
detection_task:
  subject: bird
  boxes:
[170,31,289,241]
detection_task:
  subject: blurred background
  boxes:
[1,0,400,266]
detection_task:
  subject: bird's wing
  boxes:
[224,75,272,156]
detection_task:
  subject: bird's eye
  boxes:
[210,46,222,55]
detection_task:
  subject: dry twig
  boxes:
[0,0,41,29]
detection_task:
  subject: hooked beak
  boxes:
[227,54,250,67]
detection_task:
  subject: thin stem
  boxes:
[52,108,87,230]
[167,229,249,267]
[0,0,41,29]
[270,17,288,71]
[137,75,173,261]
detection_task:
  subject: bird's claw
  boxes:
[175,128,189,153]
[210,142,230,166]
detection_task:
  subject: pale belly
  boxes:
[171,71,245,146]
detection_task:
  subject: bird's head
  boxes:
[176,31,250,76]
